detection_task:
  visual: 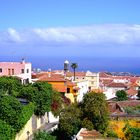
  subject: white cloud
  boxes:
[1,24,140,46]
[7,28,22,42]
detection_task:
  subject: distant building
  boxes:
[0,59,32,84]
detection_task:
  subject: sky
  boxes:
[0,0,140,71]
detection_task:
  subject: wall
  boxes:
[15,114,47,140]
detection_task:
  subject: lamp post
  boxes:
[27,131,30,140]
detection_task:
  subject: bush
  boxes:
[0,119,15,140]
[33,131,56,140]
[106,130,118,138]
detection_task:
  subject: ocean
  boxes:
[0,56,140,74]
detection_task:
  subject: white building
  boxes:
[0,59,32,83]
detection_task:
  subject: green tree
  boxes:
[116,90,128,101]
[0,120,15,140]
[33,131,56,140]
[32,81,54,116]
[18,81,55,116]
[18,84,37,101]
[58,104,81,139]
[81,92,109,134]
[0,95,23,131]
[71,63,78,81]
[51,91,71,117]
[0,76,22,96]
[123,124,140,140]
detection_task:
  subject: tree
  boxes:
[71,63,78,81]
[33,131,56,140]
[51,91,71,117]
[123,124,140,140]
[0,120,15,140]
[58,104,81,139]
[116,90,128,101]
[81,92,109,134]
[31,81,54,116]
[0,95,23,131]
[0,76,22,96]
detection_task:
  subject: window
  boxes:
[26,69,29,73]
[67,88,70,93]
[12,69,14,75]
[21,69,24,74]
[8,69,11,75]
[0,68,2,73]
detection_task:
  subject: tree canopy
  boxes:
[58,104,81,139]
[0,95,23,130]
[81,92,109,133]
[116,90,128,101]
[33,131,56,140]
[0,76,22,96]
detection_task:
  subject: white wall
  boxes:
[77,81,89,102]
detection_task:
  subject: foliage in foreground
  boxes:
[0,76,22,96]
[0,95,23,131]
[0,119,15,140]
[33,131,56,140]
[59,103,81,139]
[81,92,109,133]
[123,123,140,140]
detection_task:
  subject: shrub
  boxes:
[0,119,15,140]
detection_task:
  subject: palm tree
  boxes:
[71,63,78,81]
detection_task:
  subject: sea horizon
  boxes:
[0,56,140,75]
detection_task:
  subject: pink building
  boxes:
[0,59,32,84]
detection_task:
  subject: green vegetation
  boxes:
[124,105,140,114]
[71,63,78,81]
[81,92,109,133]
[0,76,63,139]
[18,81,55,116]
[59,104,81,139]
[33,131,56,140]
[0,120,15,140]
[0,95,23,131]
[106,130,118,138]
[123,124,140,140]
[116,90,128,101]
[0,76,22,96]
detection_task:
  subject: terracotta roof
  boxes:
[76,128,102,140]
[99,72,111,78]
[66,72,86,77]
[126,88,138,96]
[106,82,127,88]
[33,72,66,82]
[117,100,140,108]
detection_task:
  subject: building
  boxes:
[0,59,32,83]
[85,71,99,90]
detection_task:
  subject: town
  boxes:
[0,59,140,140]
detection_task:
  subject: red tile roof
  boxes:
[106,82,127,88]
[33,72,66,82]
[117,100,140,107]
[126,88,138,96]
[66,72,86,77]
[76,128,102,140]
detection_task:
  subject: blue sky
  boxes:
[0,0,140,68]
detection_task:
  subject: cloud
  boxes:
[0,24,140,46]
